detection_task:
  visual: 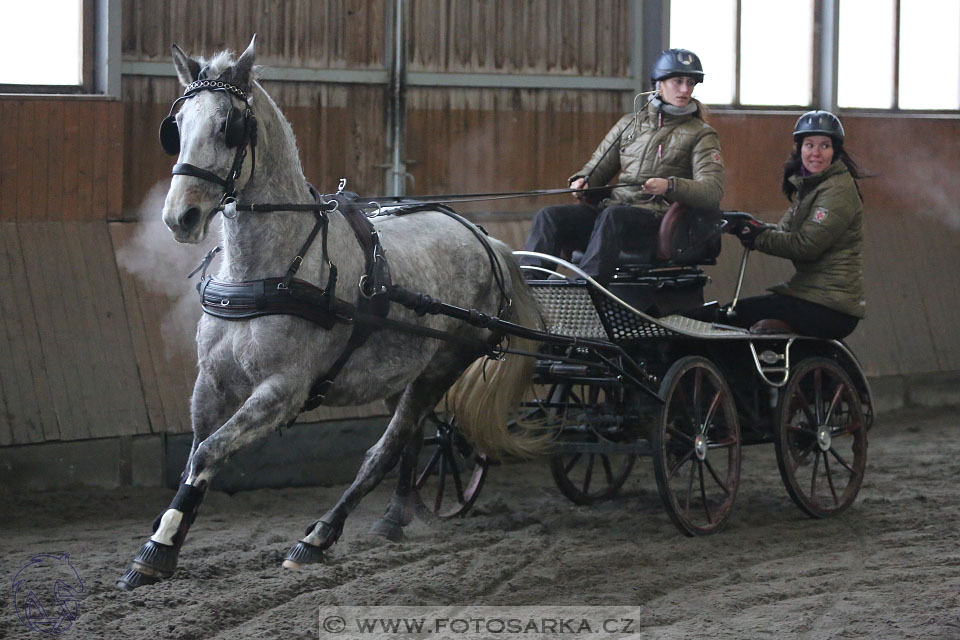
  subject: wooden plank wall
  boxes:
[5,0,960,447]
[407,0,630,76]
[0,96,150,446]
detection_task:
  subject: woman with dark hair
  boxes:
[521,48,725,285]
[726,110,865,339]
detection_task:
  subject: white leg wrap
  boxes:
[150,509,184,546]
[302,528,323,546]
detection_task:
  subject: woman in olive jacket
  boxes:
[521,48,724,284]
[728,110,865,339]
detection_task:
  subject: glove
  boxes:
[734,219,773,248]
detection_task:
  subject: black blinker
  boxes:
[159,115,180,156]
[224,107,246,148]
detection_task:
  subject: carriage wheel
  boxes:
[775,357,867,518]
[415,415,489,518]
[548,383,637,505]
[652,356,741,536]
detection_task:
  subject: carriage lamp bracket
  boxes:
[748,338,795,388]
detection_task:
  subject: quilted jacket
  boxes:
[754,160,865,318]
[572,99,725,214]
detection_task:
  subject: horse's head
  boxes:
[161,36,258,243]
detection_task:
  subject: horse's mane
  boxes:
[200,50,262,84]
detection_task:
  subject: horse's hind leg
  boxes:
[284,371,459,567]
[367,433,425,541]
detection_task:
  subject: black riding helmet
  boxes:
[651,48,705,83]
[793,110,845,144]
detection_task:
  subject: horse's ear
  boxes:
[171,43,201,86]
[231,35,257,91]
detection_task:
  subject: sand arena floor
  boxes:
[2,406,958,639]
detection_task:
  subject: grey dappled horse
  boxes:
[117,37,543,590]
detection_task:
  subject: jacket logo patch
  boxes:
[713,153,721,162]
[813,207,828,223]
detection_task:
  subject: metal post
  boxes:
[387,0,408,197]
[94,0,122,96]
[819,0,839,111]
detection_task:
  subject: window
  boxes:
[839,0,960,110]
[0,0,85,89]
[838,0,896,108]
[897,0,960,110]
[670,0,815,107]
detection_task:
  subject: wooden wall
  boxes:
[3,0,960,446]
[0,96,150,446]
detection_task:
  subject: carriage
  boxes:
[414,208,873,537]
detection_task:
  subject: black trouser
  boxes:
[730,293,859,339]
[521,203,660,283]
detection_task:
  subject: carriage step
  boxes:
[550,440,652,455]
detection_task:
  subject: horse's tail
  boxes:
[443,247,549,460]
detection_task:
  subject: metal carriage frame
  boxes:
[417,250,873,537]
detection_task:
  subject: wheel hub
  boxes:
[694,434,708,460]
[817,426,832,451]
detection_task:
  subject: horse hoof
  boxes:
[283,541,325,568]
[368,518,404,542]
[132,540,178,576]
[116,568,161,590]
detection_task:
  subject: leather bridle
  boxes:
[161,79,258,212]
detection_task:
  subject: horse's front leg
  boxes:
[283,377,446,568]
[117,374,301,590]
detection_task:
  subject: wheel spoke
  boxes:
[666,423,695,444]
[789,437,818,472]
[708,435,738,450]
[582,454,595,495]
[673,385,696,433]
[699,463,713,524]
[813,369,824,424]
[683,455,696,515]
[701,389,723,435]
[703,457,732,495]
[831,418,864,438]
[418,447,442,484]
[447,448,466,503]
[793,389,818,426]
[823,453,840,506]
[823,382,846,426]
[809,450,821,501]
[787,422,817,437]
[564,453,582,475]
[601,454,615,485]
[692,369,704,429]
[666,448,695,480]
[434,455,447,512]
[828,446,856,475]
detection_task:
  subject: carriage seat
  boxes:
[570,203,722,276]
[749,318,796,335]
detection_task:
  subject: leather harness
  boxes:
[165,79,515,414]
[198,189,396,412]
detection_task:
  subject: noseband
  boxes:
[160,79,258,210]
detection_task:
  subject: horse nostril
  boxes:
[179,207,202,231]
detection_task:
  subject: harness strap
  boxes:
[389,202,509,317]
[173,163,229,187]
